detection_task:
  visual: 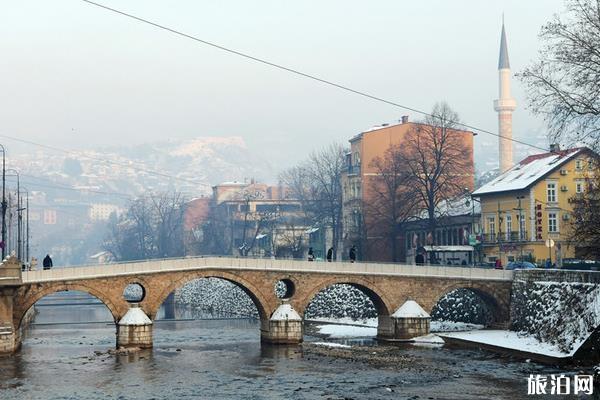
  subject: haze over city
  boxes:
[1,1,598,399]
[3,0,563,169]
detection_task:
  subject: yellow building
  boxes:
[472,146,597,267]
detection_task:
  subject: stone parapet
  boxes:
[514,269,600,284]
[0,255,22,286]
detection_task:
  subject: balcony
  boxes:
[481,231,528,244]
[347,164,361,175]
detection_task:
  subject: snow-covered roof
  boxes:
[473,148,586,196]
[118,307,152,326]
[270,303,302,321]
[304,227,319,234]
[391,300,430,319]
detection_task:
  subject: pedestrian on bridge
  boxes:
[349,245,356,263]
[43,254,53,270]
[326,247,333,262]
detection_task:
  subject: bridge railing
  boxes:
[21,256,514,282]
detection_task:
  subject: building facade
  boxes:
[341,116,475,262]
[473,147,597,266]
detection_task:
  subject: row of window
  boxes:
[546,180,586,203]
[405,226,471,249]
[486,211,560,235]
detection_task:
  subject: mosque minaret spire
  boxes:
[494,18,516,173]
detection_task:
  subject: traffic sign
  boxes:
[545,238,555,248]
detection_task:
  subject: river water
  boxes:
[0,293,589,400]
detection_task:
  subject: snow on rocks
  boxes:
[313,342,351,349]
[511,280,600,353]
[270,304,302,321]
[391,300,430,318]
[119,306,152,326]
[316,324,377,338]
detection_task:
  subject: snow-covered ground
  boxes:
[439,330,581,358]
[312,342,351,349]
[308,317,483,333]
[316,324,377,338]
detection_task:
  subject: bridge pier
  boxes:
[0,256,24,354]
[0,288,21,354]
[261,303,303,344]
[116,304,153,349]
[381,301,431,341]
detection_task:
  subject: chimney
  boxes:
[401,115,409,124]
[549,143,561,153]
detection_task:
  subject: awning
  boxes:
[304,227,319,234]
[423,245,474,252]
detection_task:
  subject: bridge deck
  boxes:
[21,257,513,283]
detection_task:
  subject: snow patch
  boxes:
[119,307,152,326]
[312,342,351,349]
[391,300,430,318]
[412,333,445,344]
[270,304,302,321]
[440,330,576,357]
[316,324,377,338]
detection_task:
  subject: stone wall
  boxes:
[514,269,600,284]
[117,325,153,349]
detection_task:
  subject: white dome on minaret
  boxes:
[494,19,516,173]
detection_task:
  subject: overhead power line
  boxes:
[80,0,548,153]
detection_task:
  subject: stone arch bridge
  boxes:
[0,255,513,353]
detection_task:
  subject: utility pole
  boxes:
[26,192,29,266]
[0,144,5,260]
[516,195,525,261]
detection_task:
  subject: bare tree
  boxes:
[367,145,418,261]
[281,143,346,259]
[568,165,600,258]
[519,0,600,150]
[104,192,187,261]
[397,102,473,256]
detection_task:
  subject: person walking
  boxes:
[42,254,53,270]
[349,245,357,263]
[307,247,314,262]
[326,247,333,262]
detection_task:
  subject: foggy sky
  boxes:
[1,0,565,170]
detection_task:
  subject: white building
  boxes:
[89,203,122,221]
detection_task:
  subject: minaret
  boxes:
[494,20,516,173]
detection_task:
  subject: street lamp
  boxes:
[464,188,481,267]
[0,144,6,260]
[18,188,29,269]
[6,169,20,260]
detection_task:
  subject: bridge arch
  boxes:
[296,276,393,317]
[14,282,123,329]
[148,271,273,321]
[429,282,509,325]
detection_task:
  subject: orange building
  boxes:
[342,116,475,262]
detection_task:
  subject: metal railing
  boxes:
[482,231,528,244]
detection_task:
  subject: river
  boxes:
[0,292,588,400]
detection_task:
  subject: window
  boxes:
[548,212,558,233]
[518,214,526,239]
[576,181,583,194]
[505,215,512,240]
[576,160,582,170]
[487,217,495,239]
[547,182,557,202]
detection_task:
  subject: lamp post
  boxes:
[18,188,29,268]
[514,195,525,262]
[0,144,5,260]
[464,190,481,267]
[6,169,20,260]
